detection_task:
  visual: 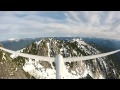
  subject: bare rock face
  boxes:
[0,46,28,79]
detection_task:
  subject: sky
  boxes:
[0,11,120,41]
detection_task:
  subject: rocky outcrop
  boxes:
[0,45,28,79]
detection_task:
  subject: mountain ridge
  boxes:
[11,38,120,79]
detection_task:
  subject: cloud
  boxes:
[64,11,120,40]
[0,11,120,41]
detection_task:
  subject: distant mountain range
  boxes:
[0,38,41,51]
[1,37,120,51]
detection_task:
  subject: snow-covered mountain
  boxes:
[7,38,20,42]
[11,38,120,79]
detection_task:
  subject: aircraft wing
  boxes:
[0,47,120,63]
[0,47,55,62]
[63,49,120,62]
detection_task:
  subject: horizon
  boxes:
[1,36,120,42]
[0,11,120,41]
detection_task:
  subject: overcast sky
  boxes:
[0,11,120,41]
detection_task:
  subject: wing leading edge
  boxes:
[0,47,55,62]
[64,49,120,62]
[0,47,120,62]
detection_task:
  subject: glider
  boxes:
[0,47,120,79]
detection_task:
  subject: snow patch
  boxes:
[2,53,6,60]
[7,38,20,42]
[23,59,83,79]
[82,69,88,77]
[73,50,77,55]
[63,48,67,57]
[47,42,51,57]
[23,59,56,79]
[113,69,116,75]
[99,74,105,79]
[36,40,42,45]
[10,54,18,59]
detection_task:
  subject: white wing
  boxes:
[63,49,120,62]
[0,47,55,62]
[0,47,120,62]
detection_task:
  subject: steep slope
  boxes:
[83,37,120,74]
[12,38,120,79]
[0,45,28,79]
